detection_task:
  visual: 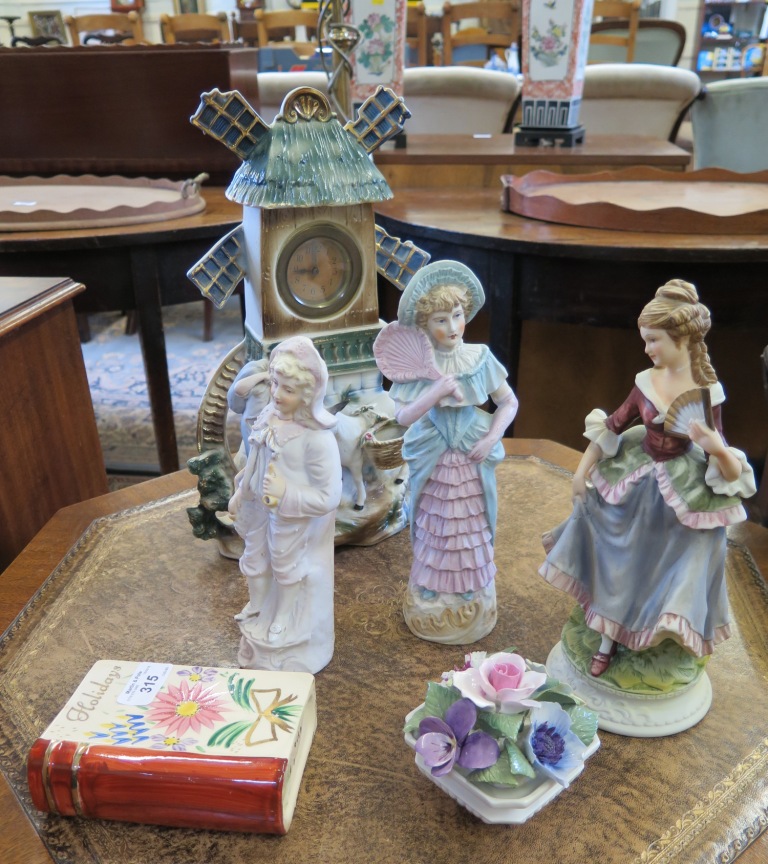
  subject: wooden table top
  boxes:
[373,133,691,168]
[0,187,240,249]
[0,276,85,334]
[374,185,768,255]
[0,440,766,863]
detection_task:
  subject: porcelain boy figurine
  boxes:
[374,261,518,644]
[229,336,342,674]
[540,280,755,687]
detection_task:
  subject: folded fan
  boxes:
[664,388,715,439]
[373,321,440,383]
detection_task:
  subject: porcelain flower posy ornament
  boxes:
[404,651,600,824]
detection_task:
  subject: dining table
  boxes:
[0,138,688,476]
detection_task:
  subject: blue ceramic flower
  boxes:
[415,698,500,777]
[524,701,586,787]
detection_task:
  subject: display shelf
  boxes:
[694,0,767,79]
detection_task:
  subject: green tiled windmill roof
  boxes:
[226,89,393,209]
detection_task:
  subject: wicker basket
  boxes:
[363,419,406,469]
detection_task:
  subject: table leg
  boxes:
[130,246,180,474]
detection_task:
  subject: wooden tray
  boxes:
[0,174,206,231]
[501,167,768,234]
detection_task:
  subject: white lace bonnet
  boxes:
[269,335,336,429]
[397,260,485,328]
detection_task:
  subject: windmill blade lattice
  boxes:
[187,225,247,309]
[344,87,411,154]
[190,89,269,161]
[375,225,431,291]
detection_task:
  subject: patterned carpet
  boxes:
[81,301,245,478]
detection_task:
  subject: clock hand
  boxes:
[296,264,319,276]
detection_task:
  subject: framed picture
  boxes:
[28,10,67,43]
[173,0,206,12]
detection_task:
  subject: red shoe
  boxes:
[590,642,617,677]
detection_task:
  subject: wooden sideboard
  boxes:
[0,277,108,572]
[0,44,259,185]
[373,133,691,188]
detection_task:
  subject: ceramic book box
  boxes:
[28,660,316,833]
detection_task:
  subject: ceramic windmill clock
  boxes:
[186,85,430,546]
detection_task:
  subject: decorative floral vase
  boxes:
[403,651,600,824]
[516,0,595,145]
[348,0,407,102]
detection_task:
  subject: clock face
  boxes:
[277,223,363,319]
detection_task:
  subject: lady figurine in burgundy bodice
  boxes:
[374,261,518,644]
[228,336,342,674]
[540,281,755,718]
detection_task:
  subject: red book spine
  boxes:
[27,738,288,834]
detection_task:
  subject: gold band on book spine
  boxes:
[40,741,58,814]
[70,743,88,816]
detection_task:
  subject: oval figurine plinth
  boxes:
[402,582,497,645]
[546,641,712,737]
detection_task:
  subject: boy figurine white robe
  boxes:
[229,336,342,674]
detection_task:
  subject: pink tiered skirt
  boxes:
[410,449,496,594]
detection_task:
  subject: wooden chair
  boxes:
[159,13,230,44]
[440,1,520,67]
[231,12,260,47]
[589,0,641,63]
[406,3,429,67]
[589,18,685,66]
[255,9,318,46]
[65,13,144,47]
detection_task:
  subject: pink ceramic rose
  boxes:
[452,652,547,715]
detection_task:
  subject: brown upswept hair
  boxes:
[637,279,717,386]
[414,284,472,332]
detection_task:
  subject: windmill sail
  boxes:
[187,225,247,309]
[190,89,270,162]
[374,225,430,291]
[664,388,715,439]
[344,86,411,153]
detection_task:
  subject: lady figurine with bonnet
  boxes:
[374,261,518,644]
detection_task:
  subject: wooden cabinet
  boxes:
[694,1,767,79]
[0,277,108,572]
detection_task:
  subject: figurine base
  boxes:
[546,642,712,737]
[237,573,334,675]
[514,125,586,147]
[402,582,496,645]
[238,633,333,675]
[404,709,600,824]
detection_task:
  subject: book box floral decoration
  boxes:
[403,651,600,824]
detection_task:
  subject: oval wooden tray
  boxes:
[501,167,768,234]
[0,175,206,231]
